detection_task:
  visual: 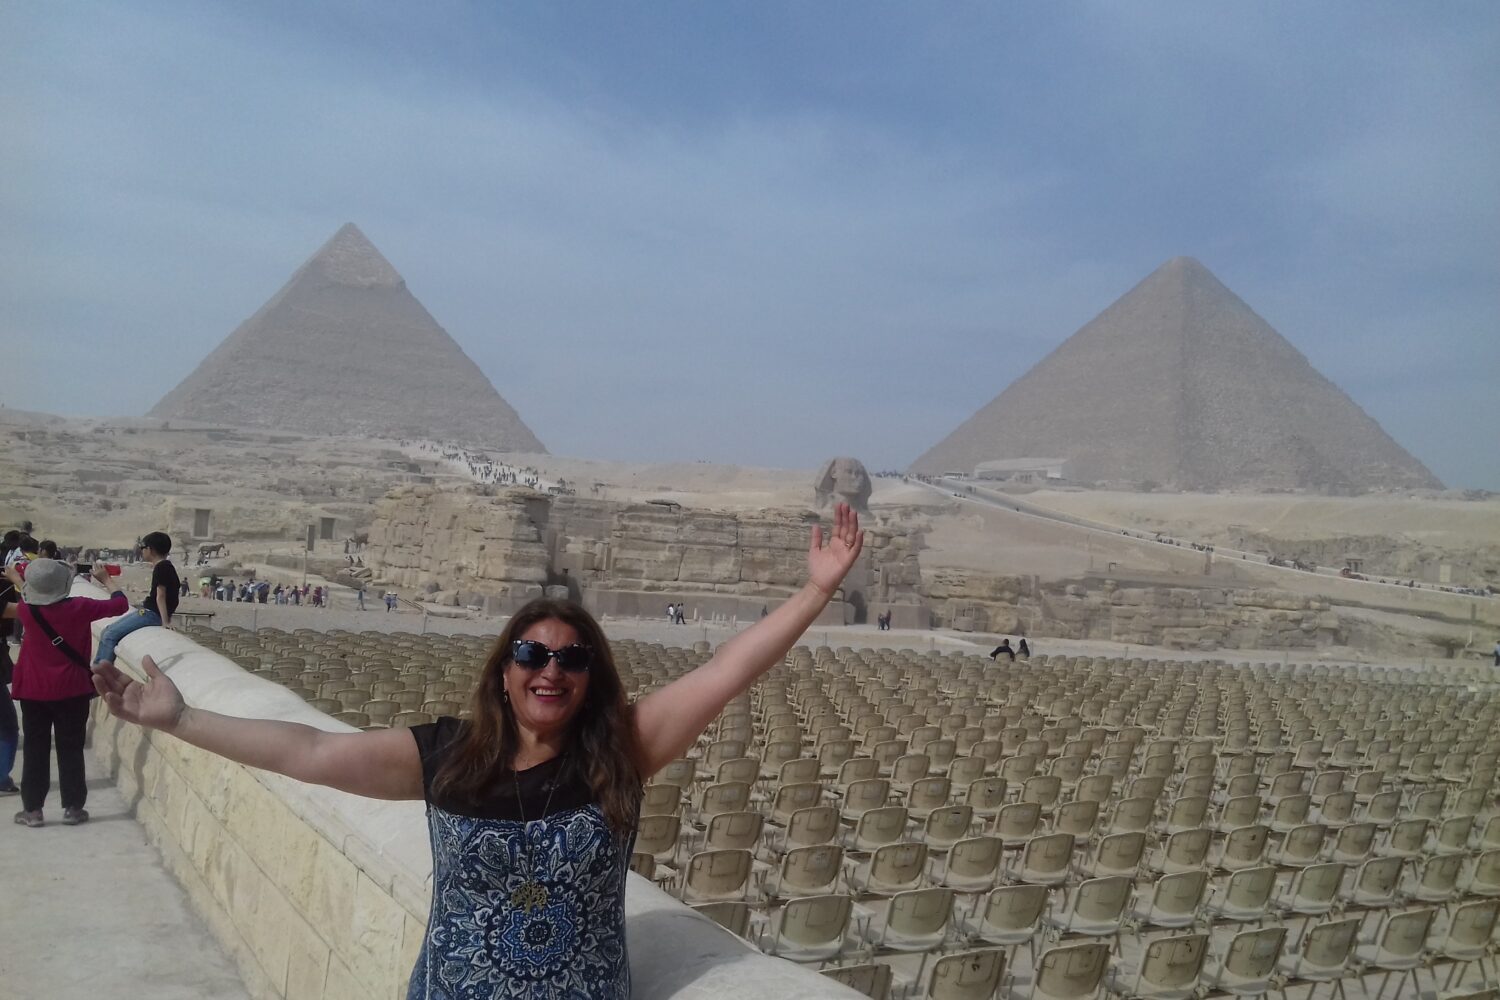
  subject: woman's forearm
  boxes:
[631,582,837,773]
[167,707,331,783]
[708,581,834,687]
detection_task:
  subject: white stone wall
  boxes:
[84,595,858,999]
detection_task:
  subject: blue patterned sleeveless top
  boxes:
[408,718,636,999]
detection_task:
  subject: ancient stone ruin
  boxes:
[911,257,1441,491]
[149,223,547,452]
[812,456,872,512]
[364,485,925,625]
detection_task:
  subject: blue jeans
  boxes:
[0,682,17,783]
[93,609,162,665]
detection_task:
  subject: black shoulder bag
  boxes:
[29,601,94,673]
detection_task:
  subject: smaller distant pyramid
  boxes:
[911,257,1440,491]
[149,224,546,452]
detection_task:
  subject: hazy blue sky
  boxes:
[4,2,1497,488]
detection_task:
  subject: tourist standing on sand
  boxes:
[93,531,179,671]
[4,560,128,826]
[94,505,864,999]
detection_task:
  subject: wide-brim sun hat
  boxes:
[21,558,73,606]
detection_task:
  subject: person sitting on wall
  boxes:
[93,505,864,999]
[3,560,129,825]
[989,638,1015,662]
[92,531,178,673]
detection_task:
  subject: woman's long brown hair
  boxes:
[431,598,643,835]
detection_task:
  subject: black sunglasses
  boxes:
[510,639,593,673]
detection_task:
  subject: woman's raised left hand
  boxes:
[807,502,864,598]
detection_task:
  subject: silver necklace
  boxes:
[511,753,565,913]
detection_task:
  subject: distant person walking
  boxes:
[989,639,1015,662]
[357,586,366,611]
[93,532,178,671]
[4,560,129,825]
[666,603,675,624]
[1494,638,1499,668]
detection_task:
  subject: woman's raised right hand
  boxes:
[93,654,187,731]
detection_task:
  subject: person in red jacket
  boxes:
[2,559,128,827]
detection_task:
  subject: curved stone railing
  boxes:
[80,579,858,999]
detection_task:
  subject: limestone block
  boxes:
[678,544,740,584]
[321,956,365,1000]
[350,870,409,993]
[205,832,259,936]
[285,928,332,1000]
[154,761,191,849]
[306,838,359,958]
[739,548,806,586]
[183,790,219,878]
[223,770,288,874]
[268,798,325,920]
[611,544,684,580]
[190,751,241,822]
[245,871,297,992]
[398,915,428,998]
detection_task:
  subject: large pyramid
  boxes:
[911,257,1439,491]
[149,224,546,452]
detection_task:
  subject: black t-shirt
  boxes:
[409,716,595,820]
[144,560,181,618]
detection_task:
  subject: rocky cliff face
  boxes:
[924,568,1344,651]
[366,485,1466,657]
[365,486,551,600]
[364,486,926,614]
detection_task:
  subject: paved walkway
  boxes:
[0,739,249,1000]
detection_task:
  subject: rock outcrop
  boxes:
[924,567,1345,651]
[364,486,927,621]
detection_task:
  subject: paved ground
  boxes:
[175,591,1426,670]
[0,738,250,1000]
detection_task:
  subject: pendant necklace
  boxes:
[511,752,565,913]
